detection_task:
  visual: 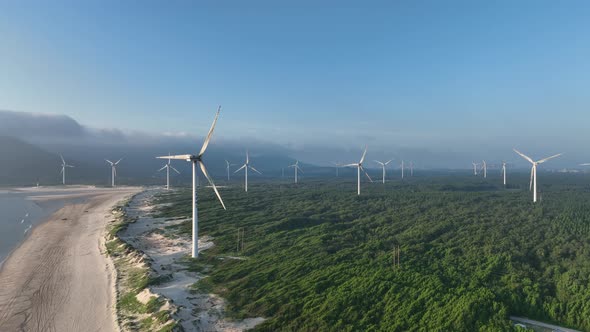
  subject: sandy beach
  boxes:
[0,186,141,332]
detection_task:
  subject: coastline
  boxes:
[0,186,142,331]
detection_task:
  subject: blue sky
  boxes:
[1,0,590,162]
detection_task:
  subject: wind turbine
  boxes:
[472,162,479,175]
[409,162,414,177]
[59,155,74,185]
[331,162,342,177]
[374,159,393,183]
[481,160,487,178]
[343,146,373,195]
[157,155,180,190]
[105,158,123,187]
[225,160,235,181]
[400,160,405,179]
[235,150,262,192]
[156,107,225,258]
[289,160,303,184]
[513,148,562,203]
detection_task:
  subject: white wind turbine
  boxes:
[234,150,262,192]
[59,155,74,185]
[343,146,373,195]
[481,160,487,178]
[472,162,479,175]
[105,158,123,187]
[409,162,414,177]
[225,160,235,181]
[331,162,342,177]
[289,160,303,183]
[157,154,180,190]
[400,160,405,179]
[156,107,226,258]
[513,148,562,203]
[374,159,393,184]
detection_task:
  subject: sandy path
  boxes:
[0,187,141,332]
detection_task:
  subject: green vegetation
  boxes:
[154,172,590,331]
[106,200,176,332]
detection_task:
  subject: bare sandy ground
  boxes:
[0,186,141,332]
[121,190,265,331]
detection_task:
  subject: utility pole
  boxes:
[392,245,401,270]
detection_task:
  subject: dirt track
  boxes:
[0,187,140,332]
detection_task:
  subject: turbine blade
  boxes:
[170,166,181,174]
[373,160,384,165]
[157,165,167,172]
[297,166,304,173]
[157,154,192,160]
[198,161,226,210]
[115,158,123,165]
[513,148,534,164]
[385,159,394,165]
[234,164,246,173]
[580,163,590,166]
[359,145,368,164]
[360,165,373,182]
[537,153,563,164]
[198,106,221,157]
[105,159,113,165]
[343,163,358,167]
[249,166,262,174]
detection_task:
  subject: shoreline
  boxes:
[0,186,142,331]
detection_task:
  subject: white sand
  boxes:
[0,186,141,331]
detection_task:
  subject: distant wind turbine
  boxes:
[235,150,262,192]
[157,154,180,190]
[501,161,507,187]
[513,148,562,203]
[374,159,393,184]
[410,162,414,177]
[400,160,405,179]
[105,158,123,187]
[344,146,373,195]
[156,106,226,258]
[331,162,342,177]
[225,160,235,181]
[481,160,487,178]
[472,162,479,175]
[289,160,303,184]
[59,155,74,185]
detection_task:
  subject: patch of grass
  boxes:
[191,277,215,293]
[139,317,154,330]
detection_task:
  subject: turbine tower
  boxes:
[501,161,507,187]
[59,155,74,185]
[343,146,373,195]
[410,162,414,177]
[513,148,562,203]
[374,159,393,183]
[235,150,262,192]
[481,160,487,178]
[472,162,479,175]
[105,158,123,187]
[157,155,180,190]
[156,107,226,258]
[289,160,303,183]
